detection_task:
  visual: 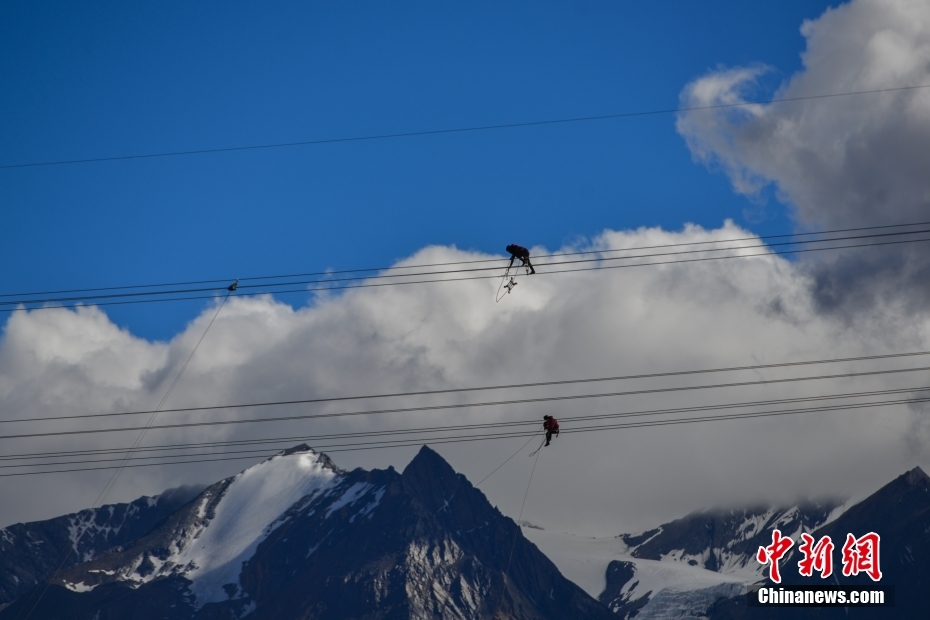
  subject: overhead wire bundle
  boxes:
[1,349,927,478]
[2,221,930,314]
[1,221,929,483]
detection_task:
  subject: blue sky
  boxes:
[2,1,835,340]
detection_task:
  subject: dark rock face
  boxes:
[0,484,203,608]
[707,466,930,619]
[0,446,613,620]
[599,560,650,619]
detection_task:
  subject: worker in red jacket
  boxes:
[543,415,560,446]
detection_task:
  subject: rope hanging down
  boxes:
[434,433,542,517]
[497,444,543,615]
[13,286,235,620]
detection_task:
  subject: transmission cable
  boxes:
[1,84,927,170]
[3,226,929,309]
[1,349,926,428]
[2,382,926,467]
[4,231,929,314]
[8,387,922,471]
[3,220,928,303]
[2,363,928,443]
[2,387,923,478]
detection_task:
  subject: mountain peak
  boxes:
[2,443,615,620]
[277,444,341,472]
[905,465,930,487]
[401,446,461,512]
[280,443,313,456]
[406,444,445,465]
[402,445,457,483]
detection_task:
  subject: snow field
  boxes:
[173,450,339,607]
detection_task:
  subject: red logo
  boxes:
[841,532,882,582]
[757,529,795,583]
[756,530,882,582]
[797,533,834,578]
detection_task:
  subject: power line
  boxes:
[2,382,923,465]
[3,226,929,308]
[2,349,926,427]
[4,232,929,314]
[1,85,927,170]
[3,363,928,441]
[244,227,930,286]
[261,233,930,293]
[4,386,927,471]
[2,386,924,478]
[4,220,928,302]
[224,227,929,292]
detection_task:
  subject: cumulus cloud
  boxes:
[676,0,930,313]
[3,226,930,535]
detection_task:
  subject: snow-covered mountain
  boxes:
[529,467,930,619]
[617,500,844,575]
[524,500,842,619]
[0,483,203,609]
[4,449,927,619]
[522,527,746,618]
[708,466,930,619]
[0,445,614,619]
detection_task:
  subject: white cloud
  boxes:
[678,0,930,226]
[2,225,930,535]
[677,0,930,312]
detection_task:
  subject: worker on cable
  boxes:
[506,244,536,275]
[543,415,560,446]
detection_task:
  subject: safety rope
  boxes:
[15,288,235,620]
[496,444,542,616]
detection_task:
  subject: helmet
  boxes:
[543,415,551,420]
